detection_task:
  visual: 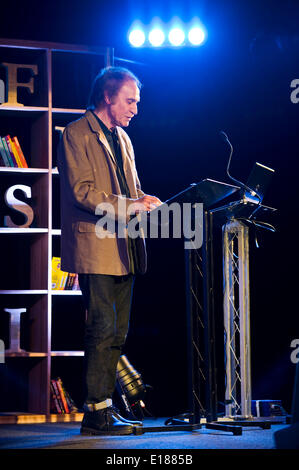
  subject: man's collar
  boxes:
[91,110,114,135]
[85,109,103,133]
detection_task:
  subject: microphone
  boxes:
[219,130,262,205]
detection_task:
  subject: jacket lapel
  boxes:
[85,110,117,166]
[116,128,137,198]
[116,127,128,174]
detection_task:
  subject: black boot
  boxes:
[80,407,134,435]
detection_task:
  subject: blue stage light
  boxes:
[128,18,206,48]
[168,27,185,46]
[128,28,146,47]
[188,27,205,46]
[148,28,165,47]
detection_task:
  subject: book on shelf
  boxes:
[12,136,28,168]
[50,379,64,414]
[50,377,78,414]
[51,256,80,291]
[0,137,13,167]
[0,134,28,168]
[56,377,70,413]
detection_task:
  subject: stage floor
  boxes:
[0,417,294,452]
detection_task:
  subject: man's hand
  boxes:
[128,194,163,215]
[137,195,163,211]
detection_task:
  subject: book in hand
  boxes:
[0,135,28,168]
[51,256,80,291]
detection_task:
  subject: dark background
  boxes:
[1,0,299,418]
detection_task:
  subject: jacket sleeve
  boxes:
[58,125,138,223]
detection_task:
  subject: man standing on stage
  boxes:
[58,66,161,435]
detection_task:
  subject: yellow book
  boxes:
[12,136,28,168]
[58,270,69,290]
[10,138,22,167]
[52,257,64,290]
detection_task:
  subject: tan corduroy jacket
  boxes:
[57,110,146,275]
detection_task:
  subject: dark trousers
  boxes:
[78,273,135,404]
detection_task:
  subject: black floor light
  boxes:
[116,355,148,420]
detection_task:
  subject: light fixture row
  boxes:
[128,23,206,48]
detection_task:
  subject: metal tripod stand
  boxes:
[223,219,252,419]
[185,194,279,434]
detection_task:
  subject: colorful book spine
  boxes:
[4,135,19,167]
[0,135,28,167]
[64,388,78,413]
[0,138,10,166]
[50,379,64,414]
[59,270,69,290]
[72,274,80,291]
[56,377,70,413]
[52,257,79,291]
[0,135,28,168]
[12,136,28,168]
[1,137,14,166]
[65,272,76,290]
[50,378,77,414]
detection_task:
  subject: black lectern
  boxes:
[133,179,239,435]
[151,179,240,430]
[178,180,240,427]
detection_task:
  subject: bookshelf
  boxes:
[0,39,114,422]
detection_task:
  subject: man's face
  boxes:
[107,79,140,128]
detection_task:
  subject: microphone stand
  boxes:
[220,131,263,216]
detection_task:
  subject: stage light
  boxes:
[128,18,207,48]
[188,27,205,46]
[117,355,146,405]
[128,28,146,47]
[148,28,165,47]
[168,27,185,47]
